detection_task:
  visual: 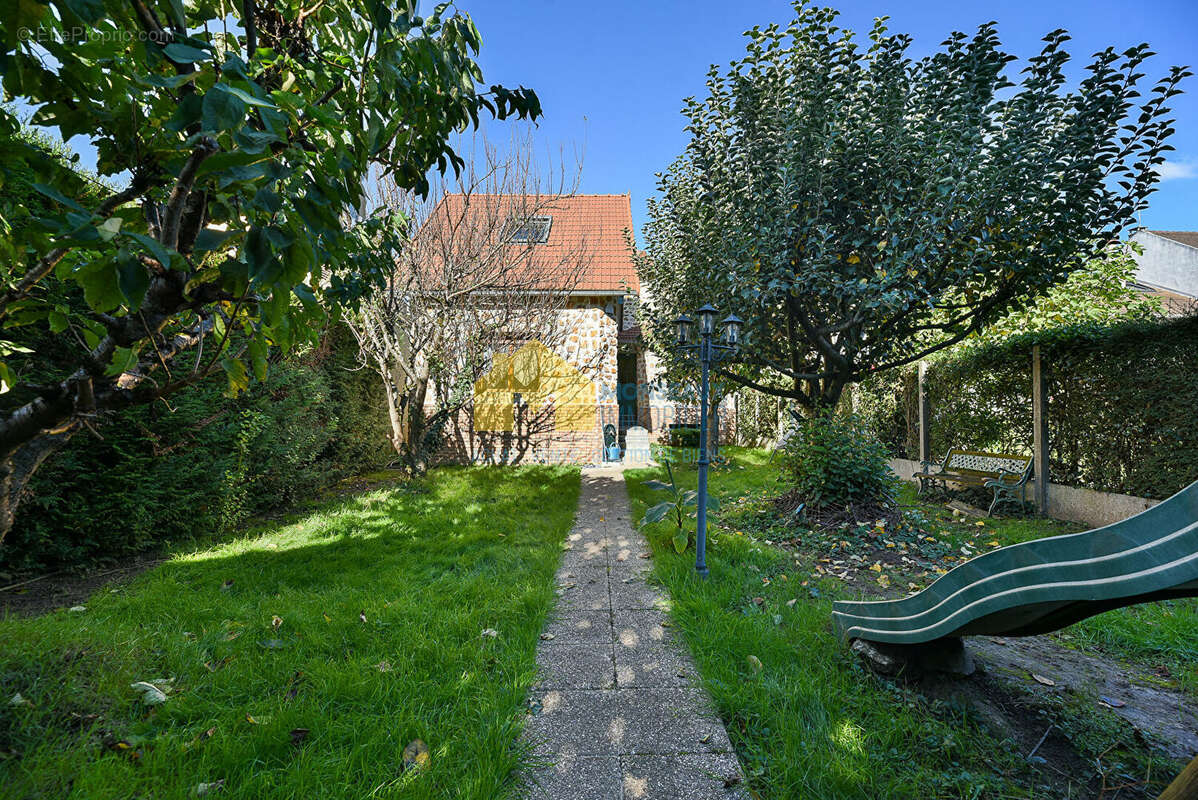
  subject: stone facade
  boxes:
[429,292,738,466]
[434,297,620,465]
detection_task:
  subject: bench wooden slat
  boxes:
[918,447,1034,516]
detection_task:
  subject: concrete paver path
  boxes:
[522,466,748,800]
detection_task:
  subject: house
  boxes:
[429,193,733,465]
[1129,230,1198,315]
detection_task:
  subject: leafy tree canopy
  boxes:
[972,242,1164,345]
[637,1,1188,410]
[0,0,539,539]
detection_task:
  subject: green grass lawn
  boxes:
[0,465,579,800]
[627,448,1194,799]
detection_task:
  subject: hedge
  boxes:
[856,315,1198,500]
[0,325,391,573]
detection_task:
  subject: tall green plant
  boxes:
[641,461,720,554]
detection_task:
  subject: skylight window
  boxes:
[507,215,552,244]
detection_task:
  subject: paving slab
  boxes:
[540,608,613,645]
[610,573,666,610]
[620,753,748,800]
[536,643,617,690]
[614,638,696,689]
[521,466,746,799]
[524,755,622,800]
[524,689,624,757]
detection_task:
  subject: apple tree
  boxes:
[638,2,1188,411]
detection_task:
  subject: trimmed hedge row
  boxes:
[1,325,391,573]
[857,316,1198,500]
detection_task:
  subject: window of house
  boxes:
[506,215,552,244]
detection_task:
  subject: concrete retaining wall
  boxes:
[888,458,1160,528]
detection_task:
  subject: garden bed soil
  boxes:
[0,553,165,618]
[913,636,1196,797]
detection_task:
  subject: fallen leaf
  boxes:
[68,605,86,613]
[204,656,232,672]
[220,580,234,590]
[786,598,797,607]
[752,596,764,606]
[193,780,225,796]
[876,574,890,588]
[322,613,331,623]
[638,552,651,559]
[539,633,556,641]
[746,655,763,674]
[271,615,283,631]
[1099,695,1126,708]
[130,681,168,705]
[9,693,30,707]
[869,562,883,573]
[245,714,260,725]
[1031,674,1056,687]
[289,728,309,746]
[402,738,430,771]
[990,637,1008,645]
[480,628,499,638]
[284,671,302,701]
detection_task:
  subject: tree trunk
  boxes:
[0,431,73,546]
[381,361,406,458]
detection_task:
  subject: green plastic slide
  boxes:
[832,480,1198,644]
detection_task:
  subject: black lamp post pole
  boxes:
[695,329,712,578]
[672,305,741,579]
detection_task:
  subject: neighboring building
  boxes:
[1129,230,1198,315]
[430,193,733,466]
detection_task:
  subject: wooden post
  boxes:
[917,361,930,464]
[1158,754,1198,800]
[1032,345,1049,515]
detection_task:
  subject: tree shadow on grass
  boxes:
[0,464,580,800]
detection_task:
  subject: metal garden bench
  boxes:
[913,449,1033,516]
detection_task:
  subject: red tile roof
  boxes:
[432,193,639,293]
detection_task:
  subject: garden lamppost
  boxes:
[673,304,742,577]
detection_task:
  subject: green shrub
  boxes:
[668,425,701,448]
[1,327,390,573]
[779,411,897,509]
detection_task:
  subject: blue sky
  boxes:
[463,0,1198,242]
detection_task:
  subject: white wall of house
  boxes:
[1130,230,1198,298]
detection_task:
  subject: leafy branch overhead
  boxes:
[637,1,1189,410]
[0,0,539,541]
